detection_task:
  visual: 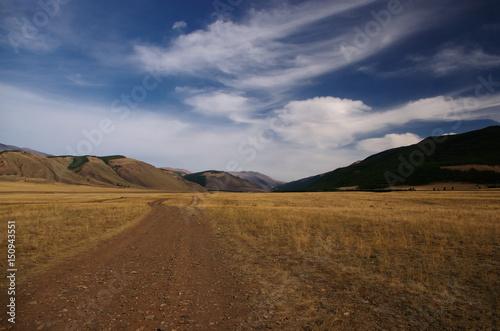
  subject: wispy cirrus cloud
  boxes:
[133,0,444,120]
[67,73,104,87]
[172,21,187,31]
[183,91,254,123]
[1,16,61,53]
[358,45,500,80]
[412,45,500,76]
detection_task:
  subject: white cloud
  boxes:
[172,21,187,30]
[183,91,254,123]
[273,97,372,148]
[273,94,500,150]
[357,133,422,153]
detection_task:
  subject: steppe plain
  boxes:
[1,180,498,330]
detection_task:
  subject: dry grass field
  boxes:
[201,191,500,330]
[1,180,499,329]
[0,181,155,280]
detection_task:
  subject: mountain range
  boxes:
[1,126,499,192]
[0,153,204,192]
[160,168,285,191]
[0,151,283,192]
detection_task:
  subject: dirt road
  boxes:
[13,197,251,330]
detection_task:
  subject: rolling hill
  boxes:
[273,174,323,192]
[183,171,266,192]
[162,168,284,192]
[0,152,205,192]
[276,126,500,191]
[229,171,286,191]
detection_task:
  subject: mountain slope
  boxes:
[0,143,52,157]
[183,171,266,192]
[273,174,323,192]
[277,126,500,191]
[0,152,205,192]
[109,158,203,191]
[229,171,286,190]
[161,167,192,177]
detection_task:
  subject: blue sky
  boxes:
[1,0,500,181]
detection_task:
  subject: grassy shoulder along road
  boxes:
[202,191,500,330]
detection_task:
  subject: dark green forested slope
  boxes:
[276,126,500,191]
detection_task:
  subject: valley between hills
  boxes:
[1,126,499,192]
[0,126,499,330]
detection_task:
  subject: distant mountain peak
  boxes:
[0,143,52,157]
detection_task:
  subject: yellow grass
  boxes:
[0,181,161,280]
[2,180,499,329]
[202,191,500,329]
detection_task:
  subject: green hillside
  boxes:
[277,126,500,191]
[183,171,266,192]
[183,171,217,187]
